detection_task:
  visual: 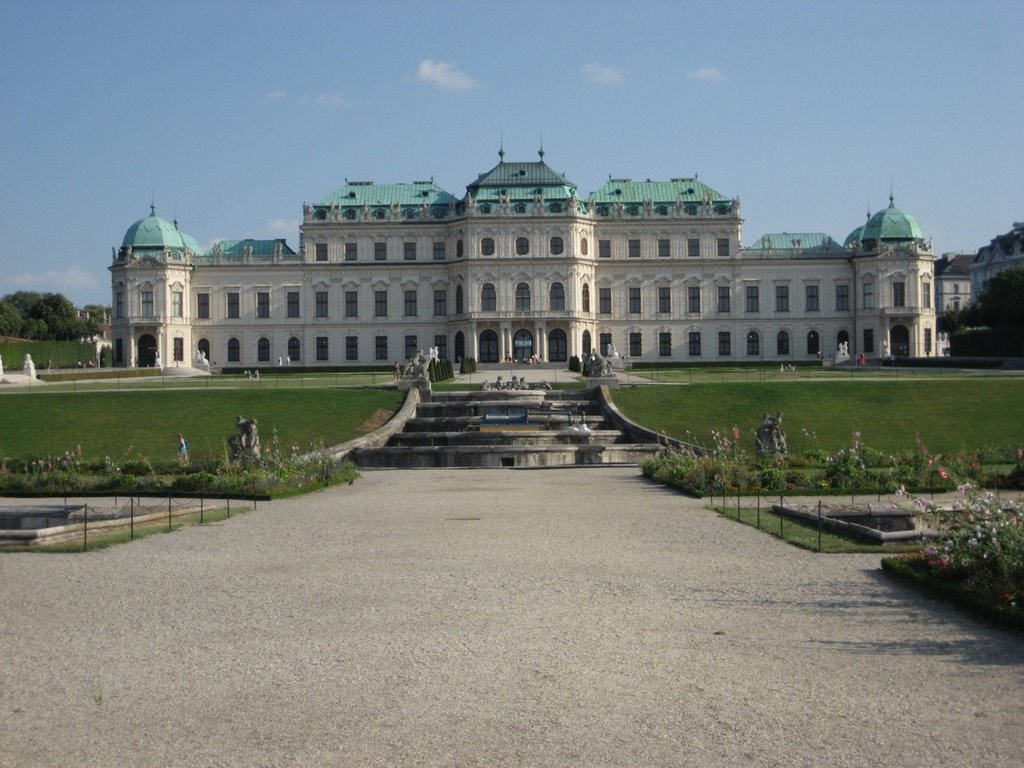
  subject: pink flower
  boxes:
[939,468,949,480]
[732,426,741,440]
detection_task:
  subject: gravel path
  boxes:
[2,467,1022,767]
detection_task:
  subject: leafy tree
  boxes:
[0,300,22,337]
[36,293,81,340]
[974,265,1024,329]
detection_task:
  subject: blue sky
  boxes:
[2,0,1021,307]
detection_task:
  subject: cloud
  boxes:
[688,66,726,82]
[302,92,352,109]
[265,218,300,239]
[583,63,624,85]
[265,89,288,101]
[9,264,102,294]
[414,60,479,91]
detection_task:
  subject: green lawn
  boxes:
[0,387,403,462]
[610,379,1024,455]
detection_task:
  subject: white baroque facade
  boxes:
[109,152,936,368]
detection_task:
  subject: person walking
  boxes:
[178,433,189,465]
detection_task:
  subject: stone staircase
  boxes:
[351,388,663,469]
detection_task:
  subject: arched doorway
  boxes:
[582,330,592,356]
[479,330,498,363]
[137,334,157,367]
[513,329,533,361]
[890,325,910,357]
[197,338,210,364]
[837,329,850,353]
[454,331,465,362]
[548,329,567,362]
[807,330,820,356]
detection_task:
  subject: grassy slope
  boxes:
[0,388,403,462]
[610,379,1024,455]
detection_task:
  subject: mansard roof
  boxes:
[745,232,846,258]
[466,152,578,200]
[589,177,731,206]
[318,180,459,208]
[213,239,297,257]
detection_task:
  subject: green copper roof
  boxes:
[318,181,459,208]
[746,232,845,257]
[588,178,734,212]
[122,208,191,250]
[213,239,297,257]
[843,225,865,248]
[860,197,924,244]
[466,152,578,201]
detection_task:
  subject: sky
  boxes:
[2,0,1022,307]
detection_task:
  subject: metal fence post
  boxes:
[83,504,88,551]
[756,491,761,530]
[167,495,172,532]
[817,500,823,552]
[130,497,134,540]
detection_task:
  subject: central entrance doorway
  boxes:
[137,334,157,367]
[513,329,534,361]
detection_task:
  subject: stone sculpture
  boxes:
[23,353,36,379]
[229,416,261,462]
[755,412,788,457]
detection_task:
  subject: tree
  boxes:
[36,293,81,340]
[974,265,1024,329]
[0,300,22,337]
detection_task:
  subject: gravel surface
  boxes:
[2,467,1022,767]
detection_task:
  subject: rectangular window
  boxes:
[256,291,270,319]
[141,291,154,318]
[598,239,611,258]
[893,281,906,307]
[115,338,123,363]
[404,289,417,317]
[316,336,328,361]
[687,286,701,314]
[658,331,672,357]
[434,289,447,316]
[687,238,700,258]
[315,243,328,262]
[172,291,183,318]
[173,337,184,362]
[434,335,448,361]
[599,287,612,314]
[374,242,386,261]
[345,336,358,361]
[115,291,125,319]
[864,328,875,354]
[599,332,612,356]
[315,291,328,318]
[718,331,731,356]
[658,286,671,314]
[835,284,850,311]
[805,284,819,312]
[345,291,358,318]
[745,285,759,313]
[375,290,388,317]
[628,332,642,357]
[717,238,730,257]
[404,241,417,261]
[405,335,418,360]
[344,242,357,261]
[863,283,875,309]
[287,291,300,318]
[628,286,641,314]
[628,239,641,258]
[375,335,388,361]
[657,239,670,258]
[688,331,701,357]
[775,285,789,312]
[432,242,446,261]
[923,282,931,309]
[227,292,239,319]
[717,286,730,313]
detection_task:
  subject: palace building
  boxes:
[109,150,936,368]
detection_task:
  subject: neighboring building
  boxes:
[934,252,977,313]
[109,152,937,368]
[970,221,1024,299]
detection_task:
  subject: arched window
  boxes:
[513,203,527,214]
[454,331,465,362]
[777,331,790,356]
[481,283,496,312]
[582,330,592,356]
[549,282,565,311]
[344,209,355,220]
[550,236,564,255]
[513,329,533,360]
[746,331,760,356]
[373,208,385,219]
[548,329,567,362]
[807,330,820,355]
[515,237,529,255]
[257,337,270,362]
[456,285,464,314]
[582,283,591,313]
[481,237,494,256]
[197,338,210,362]
[891,324,910,357]
[227,337,240,363]
[479,330,499,363]
[456,239,464,258]
[581,237,589,256]
[515,283,531,311]
[288,336,301,362]
[837,329,850,350]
